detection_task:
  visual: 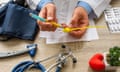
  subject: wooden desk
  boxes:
[0,0,120,72]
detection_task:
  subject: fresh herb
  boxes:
[109,46,120,66]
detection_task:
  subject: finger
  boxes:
[42,22,56,31]
[55,17,58,23]
[39,22,50,31]
[70,13,79,27]
[78,13,89,27]
[46,5,56,21]
[69,30,86,38]
[37,7,47,26]
[78,18,89,28]
[37,20,44,30]
[39,7,47,18]
[61,23,68,28]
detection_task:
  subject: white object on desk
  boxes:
[39,0,99,44]
[40,19,98,44]
[40,20,99,44]
[104,7,120,33]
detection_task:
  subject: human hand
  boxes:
[37,3,57,31]
[69,7,89,38]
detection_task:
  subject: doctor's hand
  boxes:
[69,7,89,38]
[37,3,57,31]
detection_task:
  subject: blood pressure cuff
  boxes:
[0,2,12,41]
[0,3,39,41]
[0,2,9,34]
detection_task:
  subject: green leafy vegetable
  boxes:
[109,46,120,66]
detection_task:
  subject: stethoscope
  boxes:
[12,45,77,72]
[0,44,37,58]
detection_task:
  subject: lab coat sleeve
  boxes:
[79,0,111,17]
[77,1,93,14]
[26,0,53,10]
[37,0,53,10]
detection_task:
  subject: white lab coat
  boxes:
[1,0,111,18]
[26,0,111,18]
[79,0,111,17]
[26,0,40,10]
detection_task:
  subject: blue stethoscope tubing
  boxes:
[12,61,46,72]
[12,53,62,72]
[12,60,62,72]
[12,52,74,72]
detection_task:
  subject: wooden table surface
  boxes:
[0,0,120,72]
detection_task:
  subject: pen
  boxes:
[29,13,46,22]
[29,13,62,27]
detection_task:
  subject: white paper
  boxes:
[39,0,99,44]
[46,19,99,44]
[40,19,99,44]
